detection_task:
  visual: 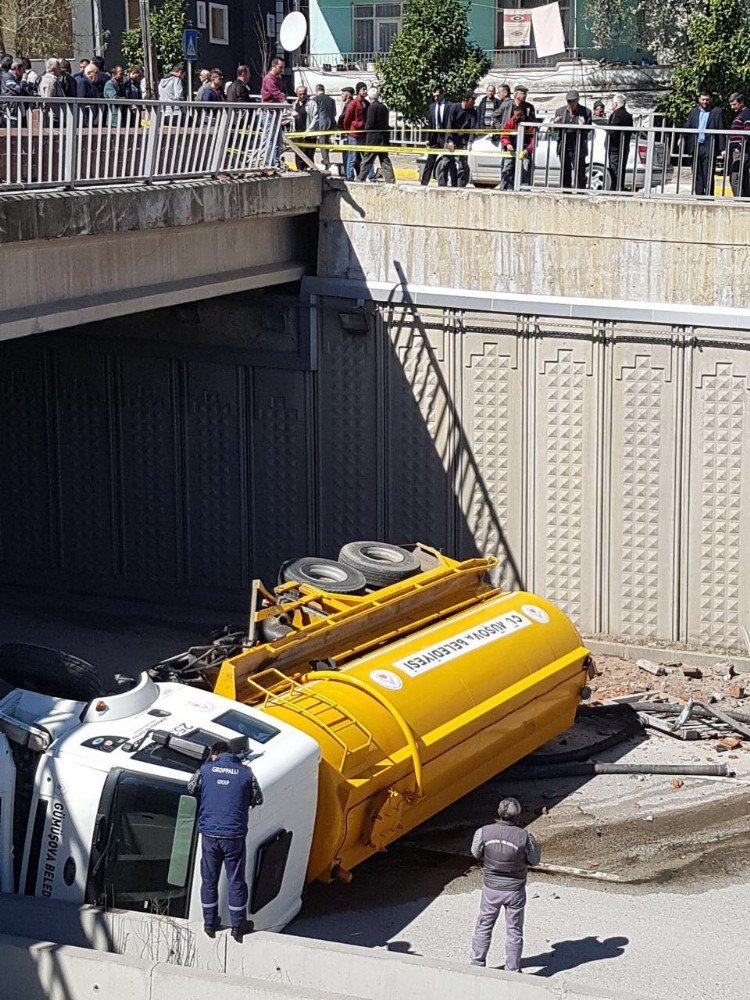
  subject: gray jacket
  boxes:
[471,819,541,891]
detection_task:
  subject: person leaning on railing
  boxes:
[499,105,535,190]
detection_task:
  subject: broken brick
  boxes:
[719,737,742,750]
[728,683,745,699]
[682,666,703,679]
[671,779,684,789]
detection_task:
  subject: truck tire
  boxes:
[338,541,420,587]
[0,643,104,702]
[279,558,366,594]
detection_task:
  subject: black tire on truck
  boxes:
[338,541,421,587]
[0,643,104,702]
[279,557,366,595]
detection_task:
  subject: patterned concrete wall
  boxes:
[315,300,750,656]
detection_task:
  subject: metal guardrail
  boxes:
[293,122,750,201]
[0,97,288,191]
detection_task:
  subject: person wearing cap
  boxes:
[592,99,606,121]
[445,91,477,187]
[338,86,356,177]
[188,740,263,943]
[512,85,536,124]
[469,797,541,971]
[554,89,593,190]
[342,80,369,179]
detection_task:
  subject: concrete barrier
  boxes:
[0,895,647,1000]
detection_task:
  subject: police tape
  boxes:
[286,138,528,158]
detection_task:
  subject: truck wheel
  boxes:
[0,643,104,702]
[279,558,366,594]
[338,541,420,587]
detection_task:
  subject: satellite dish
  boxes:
[279,11,307,52]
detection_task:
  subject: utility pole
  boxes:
[139,0,158,99]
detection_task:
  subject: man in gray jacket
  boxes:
[469,797,541,972]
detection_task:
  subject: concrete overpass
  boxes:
[0,174,321,342]
[1,176,749,658]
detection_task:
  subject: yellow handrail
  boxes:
[300,670,424,798]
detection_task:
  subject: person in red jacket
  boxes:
[499,105,535,190]
[260,57,287,169]
[341,81,369,180]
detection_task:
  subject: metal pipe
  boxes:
[507,761,732,779]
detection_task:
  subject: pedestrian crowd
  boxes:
[2,50,749,196]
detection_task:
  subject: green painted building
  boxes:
[306,0,642,70]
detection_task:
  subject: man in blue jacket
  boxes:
[188,740,263,941]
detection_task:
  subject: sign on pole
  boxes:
[183,28,198,61]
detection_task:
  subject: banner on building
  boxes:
[530,2,566,58]
[503,10,532,47]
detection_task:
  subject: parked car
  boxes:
[467,119,672,191]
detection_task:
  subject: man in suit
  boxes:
[445,91,477,187]
[683,90,725,196]
[357,87,395,183]
[554,89,592,190]
[307,84,337,170]
[421,85,452,186]
[606,93,634,190]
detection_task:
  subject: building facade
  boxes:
[306,0,642,71]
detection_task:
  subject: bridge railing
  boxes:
[0,97,289,191]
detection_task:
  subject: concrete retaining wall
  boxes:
[319,183,750,310]
[0,913,648,1000]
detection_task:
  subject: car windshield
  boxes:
[87,771,198,917]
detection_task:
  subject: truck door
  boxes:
[0,734,16,893]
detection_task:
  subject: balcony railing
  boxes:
[298,52,387,71]
[0,97,288,191]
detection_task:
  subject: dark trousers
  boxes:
[560,134,587,189]
[421,149,441,185]
[693,144,713,196]
[200,835,247,929]
[455,153,470,187]
[357,150,395,182]
[437,154,455,186]
[729,147,750,198]
[605,135,629,191]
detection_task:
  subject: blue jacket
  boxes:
[188,753,263,838]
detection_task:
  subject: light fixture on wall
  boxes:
[338,309,370,334]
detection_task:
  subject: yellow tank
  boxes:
[215,546,590,883]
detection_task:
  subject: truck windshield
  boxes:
[87,771,198,917]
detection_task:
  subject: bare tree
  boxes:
[0,0,73,57]
[250,5,273,86]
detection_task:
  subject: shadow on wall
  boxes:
[315,256,524,590]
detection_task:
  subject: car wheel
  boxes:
[338,541,421,587]
[590,165,606,191]
[0,643,104,702]
[279,557,366,594]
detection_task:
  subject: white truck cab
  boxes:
[0,671,319,931]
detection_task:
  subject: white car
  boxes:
[468,121,671,191]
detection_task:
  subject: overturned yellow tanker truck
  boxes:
[214,542,592,884]
[0,542,592,930]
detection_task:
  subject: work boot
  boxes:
[230,919,254,943]
[204,921,220,938]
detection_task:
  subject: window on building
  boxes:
[208,2,229,45]
[352,3,402,55]
[196,1,207,29]
[495,0,571,66]
[125,0,139,32]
